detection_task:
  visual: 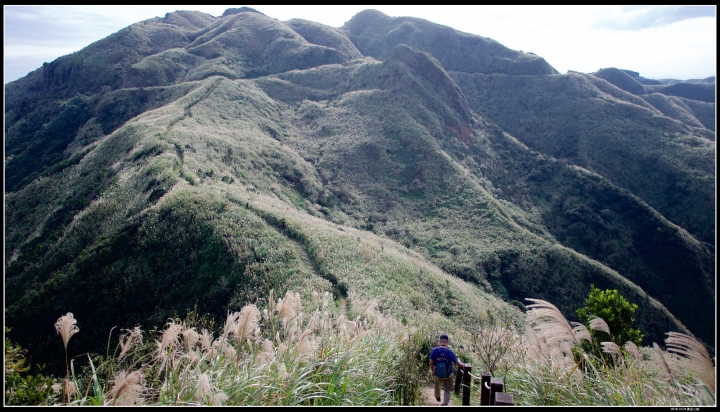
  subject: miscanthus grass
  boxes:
[45,290,410,406]
[502,298,715,406]
[21,293,714,406]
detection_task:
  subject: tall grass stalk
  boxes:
[42,292,713,407]
[507,298,715,406]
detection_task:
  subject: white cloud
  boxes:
[595,5,716,30]
[4,43,81,60]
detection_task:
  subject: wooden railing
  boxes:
[453,363,514,405]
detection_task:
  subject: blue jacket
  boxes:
[430,346,459,375]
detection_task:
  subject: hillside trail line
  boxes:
[288,236,316,274]
[284,235,347,317]
[282,227,448,406]
[338,298,347,317]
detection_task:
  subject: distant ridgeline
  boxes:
[4,8,714,375]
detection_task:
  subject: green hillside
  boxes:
[4,8,715,379]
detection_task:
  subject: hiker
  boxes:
[429,333,464,406]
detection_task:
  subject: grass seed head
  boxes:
[624,341,640,360]
[109,370,144,406]
[54,313,80,349]
[665,332,715,392]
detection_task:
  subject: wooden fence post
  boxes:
[454,364,463,395]
[480,372,491,405]
[494,392,514,405]
[490,377,504,405]
[462,364,472,406]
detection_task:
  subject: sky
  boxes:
[3,5,717,84]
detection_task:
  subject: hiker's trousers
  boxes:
[434,374,453,406]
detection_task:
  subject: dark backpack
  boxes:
[434,348,452,379]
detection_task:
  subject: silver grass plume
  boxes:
[653,342,673,380]
[209,338,221,359]
[601,341,624,366]
[195,373,225,405]
[665,332,715,392]
[259,339,275,364]
[156,320,183,372]
[278,300,296,322]
[223,311,241,339]
[288,291,302,313]
[538,332,551,359]
[624,341,640,360]
[118,326,143,361]
[158,320,182,355]
[308,309,320,331]
[322,311,331,332]
[181,325,199,350]
[55,313,79,350]
[340,320,358,341]
[223,344,236,362]
[234,304,260,343]
[55,312,79,401]
[297,312,305,329]
[195,373,213,404]
[525,298,582,357]
[277,363,289,381]
[185,349,201,365]
[199,329,214,354]
[262,339,274,354]
[589,317,611,336]
[524,324,543,361]
[295,329,316,360]
[109,370,144,406]
[278,292,299,321]
[287,323,298,344]
[525,298,574,342]
[570,322,591,344]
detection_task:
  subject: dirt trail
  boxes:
[420,385,456,406]
[338,298,347,317]
[287,237,317,275]
[286,236,347,317]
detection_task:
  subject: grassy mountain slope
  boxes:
[593,67,646,95]
[252,44,707,344]
[341,9,558,76]
[451,71,715,246]
[4,74,518,375]
[4,9,715,374]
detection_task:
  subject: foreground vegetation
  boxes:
[5,289,714,406]
[4,8,715,400]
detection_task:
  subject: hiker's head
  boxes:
[439,334,449,346]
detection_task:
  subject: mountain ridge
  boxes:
[4,8,715,374]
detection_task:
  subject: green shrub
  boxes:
[576,285,643,363]
[4,327,58,405]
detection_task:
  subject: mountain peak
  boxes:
[593,67,646,95]
[342,9,558,76]
[222,7,265,17]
